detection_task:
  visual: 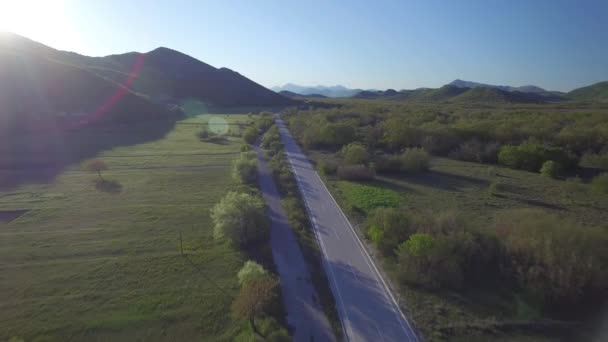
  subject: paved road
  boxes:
[276,115,420,342]
[255,143,336,342]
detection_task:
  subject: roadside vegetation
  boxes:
[260,124,344,339]
[282,101,608,341]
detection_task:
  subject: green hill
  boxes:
[450,87,545,103]
[566,81,608,102]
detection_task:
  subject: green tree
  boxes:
[540,160,560,178]
[341,143,370,165]
[237,260,268,286]
[232,276,280,338]
[366,208,413,256]
[233,152,258,184]
[211,192,269,247]
[591,173,608,194]
[400,148,430,172]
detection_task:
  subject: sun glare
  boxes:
[0,0,72,46]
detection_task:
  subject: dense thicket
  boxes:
[284,102,608,174]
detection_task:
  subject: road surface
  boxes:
[255,143,336,342]
[275,115,420,342]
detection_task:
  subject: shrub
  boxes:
[336,164,375,181]
[495,209,608,309]
[498,143,576,172]
[261,125,281,149]
[400,148,430,172]
[397,233,464,289]
[243,127,258,144]
[237,261,269,286]
[373,154,402,173]
[449,139,500,163]
[540,160,560,178]
[341,143,370,165]
[232,152,257,184]
[211,192,269,247]
[232,276,281,336]
[318,160,338,175]
[580,152,608,170]
[591,173,608,194]
[366,208,413,256]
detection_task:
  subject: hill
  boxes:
[0,39,172,132]
[0,33,294,110]
[449,79,551,94]
[272,83,363,97]
[567,81,608,102]
[450,87,545,103]
[279,90,328,99]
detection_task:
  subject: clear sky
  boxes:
[1,0,607,91]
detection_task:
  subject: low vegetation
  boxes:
[0,114,278,341]
[283,100,608,341]
[211,191,269,247]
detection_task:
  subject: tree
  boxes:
[237,260,268,286]
[400,148,430,172]
[211,192,269,247]
[540,160,560,178]
[591,173,608,195]
[341,143,370,165]
[232,276,280,337]
[232,152,258,184]
[83,159,108,182]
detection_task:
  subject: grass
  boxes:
[0,114,258,341]
[310,152,608,341]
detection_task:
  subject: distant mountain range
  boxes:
[271,84,367,98]
[347,79,607,104]
[0,32,294,128]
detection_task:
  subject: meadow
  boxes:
[0,114,254,341]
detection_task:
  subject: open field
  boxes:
[0,114,254,341]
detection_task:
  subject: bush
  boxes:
[397,233,464,289]
[591,173,608,194]
[318,160,338,175]
[580,152,608,170]
[243,127,258,144]
[498,143,577,172]
[237,261,269,286]
[366,208,413,256]
[233,152,258,184]
[495,209,608,309]
[211,192,269,247]
[373,154,403,173]
[336,164,375,181]
[400,148,430,172]
[449,139,500,163]
[341,143,370,165]
[540,160,560,178]
[392,210,500,290]
[232,276,281,335]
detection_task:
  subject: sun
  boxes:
[0,0,71,45]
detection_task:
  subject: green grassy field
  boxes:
[312,152,608,341]
[0,114,254,341]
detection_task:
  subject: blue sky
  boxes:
[4,0,608,91]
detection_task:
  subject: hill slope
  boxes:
[451,87,545,103]
[0,33,294,109]
[567,81,608,102]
